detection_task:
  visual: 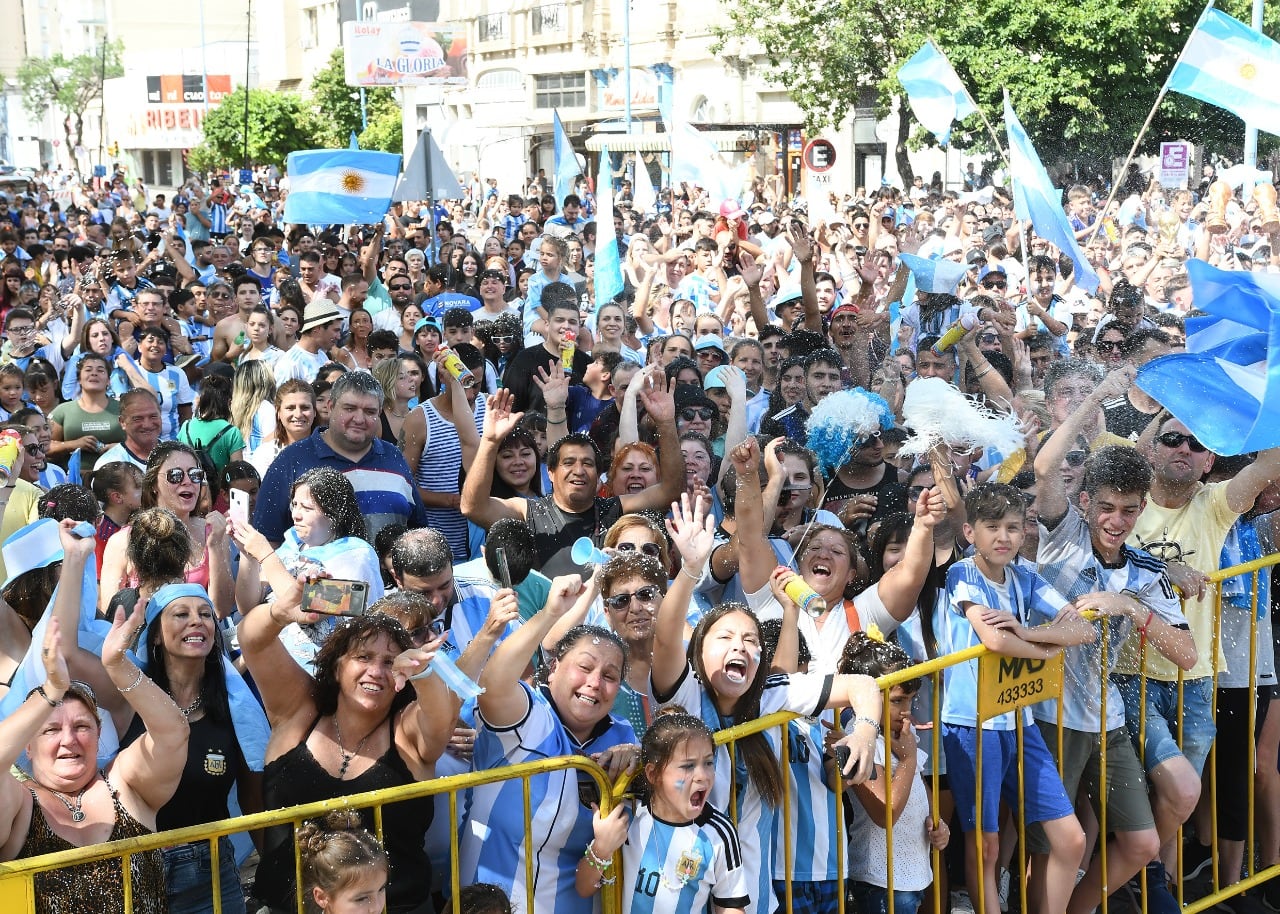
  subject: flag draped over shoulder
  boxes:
[283,149,401,225]
[1002,97,1100,293]
[1168,7,1280,132]
[1137,259,1280,455]
[897,40,977,146]
[593,146,625,310]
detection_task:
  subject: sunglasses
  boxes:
[164,467,206,485]
[602,585,663,611]
[1064,449,1088,467]
[907,485,928,500]
[1157,431,1207,453]
[410,616,449,644]
[853,222,869,229]
[1094,340,1122,353]
[23,443,43,456]
[615,541,661,558]
[978,334,1000,345]
[982,279,1008,290]
[490,334,515,344]
[209,291,231,299]
[680,407,716,422]
[389,283,413,291]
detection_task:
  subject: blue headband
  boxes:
[145,583,213,627]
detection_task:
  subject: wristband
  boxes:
[1139,610,1155,637]
[584,841,612,871]
[680,564,704,583]
[853,715,882,735]
[34,685,62,708]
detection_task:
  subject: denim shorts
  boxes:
[1113,674,1216,776]
[849,880,926,914]
[163,835,246,914]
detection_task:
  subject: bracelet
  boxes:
[679,564,704,583]
[34,685,62,708]
[596,874,617,887]
[584,841,613,871]
[974,366,991,380]
[1139,610,1156,637]
[853,715,882,735]
[118,667,145,693]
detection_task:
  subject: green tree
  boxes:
[358,96,403,154]
[309,48,400,150]
[188,87,319,171]
[715,0,1261,180]
[18,41,124,171]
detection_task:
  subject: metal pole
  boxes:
[1244,0,1264,167]
[97,36,107,168]
[358,0,368,130]
[243,0,252,170]
[200,0,210,118]
[623,0,632,134]
[425,126,437,265]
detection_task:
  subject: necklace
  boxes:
[48,784,89,823]
[332,716,379,779]
[178,694,203,718]
[390,408,409,418]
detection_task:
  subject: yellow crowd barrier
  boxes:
[0,554,1277,914]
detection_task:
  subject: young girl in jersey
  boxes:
[296,809,389,914]
[579,712,749,914]
[839,632,950,914]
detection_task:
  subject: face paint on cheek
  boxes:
[674,779,685,790]
[751,650,761,663]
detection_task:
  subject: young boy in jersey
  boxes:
[1031,374,1196,914]
[940,483,1093,914]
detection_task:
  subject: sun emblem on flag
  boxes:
[1241,60,1259,80]
[340,170,366,193]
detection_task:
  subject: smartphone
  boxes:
[229,488,249,526]
[302,579,370,617]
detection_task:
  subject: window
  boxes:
[532,2,566,35]
[479,13,506,41]
[534,73,585,109]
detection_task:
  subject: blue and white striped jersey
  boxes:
[621,801,749,914]
[461,682,636,914]
[770,712,845,882]
[940,558,1070,730]
[1035,504,1185,731]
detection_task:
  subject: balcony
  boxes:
[532,2,567,36]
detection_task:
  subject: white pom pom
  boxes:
[898,377,1024,458]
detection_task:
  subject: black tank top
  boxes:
[257,715,433,914]
[121,711,242,831]
[526,494,623,577]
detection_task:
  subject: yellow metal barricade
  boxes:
[7,551,1280,914]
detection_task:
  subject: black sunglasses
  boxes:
[616,541,661,558]
[1064,449,1088,468]
[1157,431,1208,453]
[982,279,1008,290]
[1094,340,1123,353]
[602,585,663,611]
[680,407,716,422]
[389,283,413,291]
[164,467,206,485]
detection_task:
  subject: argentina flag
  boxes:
[898,40,977,146]
[1167,7,1280,132]
[284,149,402,225]
[1136,259,1280,455]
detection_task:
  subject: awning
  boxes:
[584,130,752,152]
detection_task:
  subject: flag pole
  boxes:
[927,37,1010,166]
[1086,0,1216,243]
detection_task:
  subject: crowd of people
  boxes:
[0,157,1273,914]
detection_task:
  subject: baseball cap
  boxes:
[693,334,726,355]
[720,200,746,220]
[977,265,1007,284]
[965,249,988,267]
[756,211,777,226]
[703,365,741,390]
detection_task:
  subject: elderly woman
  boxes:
[237,554,458,914]
[0,605,189,914]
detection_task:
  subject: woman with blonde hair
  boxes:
[247,379,315,479]
[229,360,277,453]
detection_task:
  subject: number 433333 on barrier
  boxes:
[976,652,1064,723]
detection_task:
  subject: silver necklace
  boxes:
[178,695,203,718]
[332,717,377,779]
[49,785,89,823]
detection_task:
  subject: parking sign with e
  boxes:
[803,138,837,173]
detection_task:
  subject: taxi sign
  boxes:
[802,138,837,173]
[977,651,1063,722]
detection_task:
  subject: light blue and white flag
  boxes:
[283,149,401,225]
[593,146,625,310]
[898,252,968,294]
[554,110,580,205]
[1003,96,1100,293]
[1168,7,1280,133]
[1137,258,1280,455]
[631,155,658,215]
[897,40,978,146]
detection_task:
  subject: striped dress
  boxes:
[414,397,485,561]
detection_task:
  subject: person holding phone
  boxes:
[232,467,383,672]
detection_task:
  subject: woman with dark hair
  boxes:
[60,317,131,401]
[453,250,482,298]
[237,569,457,914]
[119,580,269,914]
[234,305,283,369]
[465,427,544,559]
[48,353,124,479]
[99,443,233,617]
[232,467,384,669]
[178,374,245,473]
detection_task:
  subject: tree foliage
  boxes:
[309,48,401,152]
[18,41,124,170]
[188,87,319,172]
[716,0,1274,181]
